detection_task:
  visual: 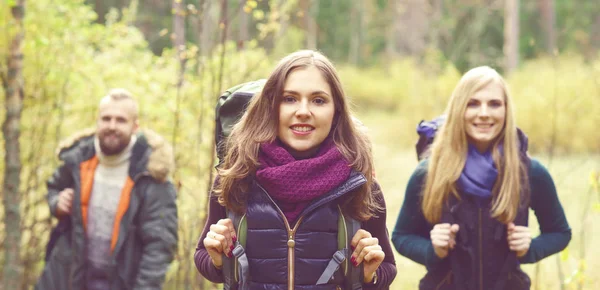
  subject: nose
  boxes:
[295,100,311,119]
[108,119,117,129]
[478,104,490,118]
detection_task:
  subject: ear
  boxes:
[133,119,140,133]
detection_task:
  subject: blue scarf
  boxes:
[457,144,499,199]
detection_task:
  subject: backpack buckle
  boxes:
[232,244,245,258]
[333,250,346,264]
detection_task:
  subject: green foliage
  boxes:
[0,0,272,287]
[1,0,600,289]
[271,26,305,59]
[74,0,600,71]
[509,54,600,154]
[339,53,599,154]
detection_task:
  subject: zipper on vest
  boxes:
[256,183,305,290]
[287,217,304,290]
[435,271,452,290]
[479,208,483,290]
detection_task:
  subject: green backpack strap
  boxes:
[316,206,363,289]
[223,210,248,290]
[343,212,364,290]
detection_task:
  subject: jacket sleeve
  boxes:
[194,192,228,282]
[391,161,443,269]
[519,159,571,263]
[46,162,74,217]
[133,180,179,290]
[361,183,397,289]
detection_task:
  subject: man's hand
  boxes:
[56,188,74,217]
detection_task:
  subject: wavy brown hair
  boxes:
[422,66,528,224]
[214,50,378,221]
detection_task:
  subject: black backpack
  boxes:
[215,79,267,164]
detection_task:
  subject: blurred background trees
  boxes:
[1,0,599,289]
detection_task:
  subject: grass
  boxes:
[357,110,600,290]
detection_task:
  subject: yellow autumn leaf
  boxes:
[590,170,599,190]
[577,272,586,283]
[253,10,265,21]
[560,248,570,261]
[564,269,579,285]
[579,259,587,271]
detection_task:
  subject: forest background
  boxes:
[1,0,599,289]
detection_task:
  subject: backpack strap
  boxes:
[316,249,347,285]
[491,201,529,290]
[442,200,471,290]
[316,207,363,289]
[223,210,249,290]
[344,214,364,290]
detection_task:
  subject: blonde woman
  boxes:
[195,50,397,289]
[392,66,571,290]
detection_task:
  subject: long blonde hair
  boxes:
[215,50,378,221]
[422,66,528,224]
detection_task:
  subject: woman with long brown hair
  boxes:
[392,66,571,290]
[195,50,396,289]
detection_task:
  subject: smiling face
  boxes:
[464,80,506,152]
[277,66,335,159]
[97,98,139,155]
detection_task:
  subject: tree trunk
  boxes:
[238,0,249,50]
[348,1,364,65]
[591,14,600,52]
[537,0,556,54]
[306,0,318,50]
[385,0,398,61]
[2,0,25,288]
[504,0,519,74]
[208,0,229,188]
[349,2,359,64]
[429,0,442,51]
[95,0,106,24]
[172,0,186,166]
[276,0,289,42]
[172,0,186,58]
[199,1,215,57]
[395,0,429,57]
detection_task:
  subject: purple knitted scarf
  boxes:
[457,144,500,199]
[256,138,352,224]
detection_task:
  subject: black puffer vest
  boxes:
[420,131,532,290]
[418,193,531,290]
[227,171,367,290]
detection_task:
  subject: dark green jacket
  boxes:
[35,129,178,290]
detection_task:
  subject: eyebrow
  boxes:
[468,97,504,102]
[283,90,331,97]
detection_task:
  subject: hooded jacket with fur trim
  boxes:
[35,129,178,290]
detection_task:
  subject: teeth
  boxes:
[291,126,313,132]
[475,124,493,128]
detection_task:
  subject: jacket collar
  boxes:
[56,128,174,183]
